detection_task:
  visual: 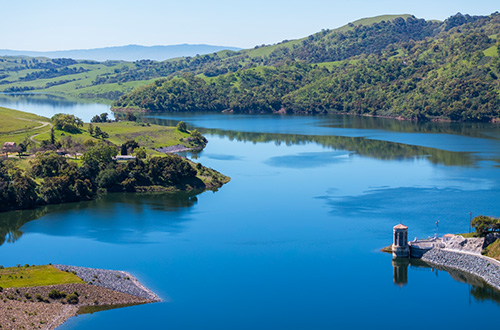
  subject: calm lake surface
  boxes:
[2,96,500,329]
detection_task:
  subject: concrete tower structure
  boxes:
[392,223,409,259]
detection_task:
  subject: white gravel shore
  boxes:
[52,264,161,302]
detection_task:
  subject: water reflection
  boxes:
[0,191,203,245]
[392,258,500,305]
[392,258,409,286]
[205,129,474,167]
[319,115,500,140]
[0,207,50,245]
[0,93,113,122]
[136,112,500,141]
[138,116,475,167]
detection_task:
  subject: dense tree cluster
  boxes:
[0,143,202,212]
[90,113,109,123]
[472,215,500,236]
[0,160,37,211]
[51,114,83,133]
[114,13,500,122]
[271,16,439,64]
[20,67,89,81]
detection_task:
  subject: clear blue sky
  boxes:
[1,0,498,51]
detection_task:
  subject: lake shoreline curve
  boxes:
[52,264,161,302]
[422,248,500,291]
[0,265,161,330]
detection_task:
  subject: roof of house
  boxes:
[3,142,16,147]
[394,224,408,230]
[113,155,137,160]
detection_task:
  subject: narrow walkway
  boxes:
[15,117,53,144]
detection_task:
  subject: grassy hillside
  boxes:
[2,13,499,122]
[0,14,421,101]
[113,13,500,122]
[0,265,84,288]
[0,106,51,144]
[33,121,195,155]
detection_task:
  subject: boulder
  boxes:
[483,233,500,248]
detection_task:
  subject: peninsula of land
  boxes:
[0,106,230,213]
[0,264,161,330]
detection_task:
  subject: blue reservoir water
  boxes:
[1,97,500,329]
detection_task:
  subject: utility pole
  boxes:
[469,211,473,233]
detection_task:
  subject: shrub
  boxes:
[66,293,79,305]
[48,289,66,299]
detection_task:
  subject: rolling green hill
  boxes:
[2,13,499,122]
[113,13,500,122]
[0,14,426,101]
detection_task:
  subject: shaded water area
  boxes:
[2,99,500,329]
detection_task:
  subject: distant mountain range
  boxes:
[0,44,242,62]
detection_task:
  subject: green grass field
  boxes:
[484,239,500,261]
[34,121,189,151]
[484,45,499,58]
[0,14,416,103]
[0,106,196,160]
[0,265,84,288]
[0,106,51,144]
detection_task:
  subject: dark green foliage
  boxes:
[122,140,139,155]
[147,155,197,186]
[29,151,94,204]
[0,160,38,211]
[1,133,216,212]
[90,113,109,123]
[20,67,88,81]
[90,115,101,123]
[135,148,147,159]
[66,293,79,304]
[125,113,137,121]
[176,121,188,132]
[81,144,117,174]
[120,143,128,156]
[48,289,66,299]
[472,215,500,236]
[97,167,124,191]
[114,13,500,122]
[30,151,68,178]
[189,130,207,147]
[91,125,109,139]
[275,16,438,64]
[51,114,83,133]
[50,127,56,145]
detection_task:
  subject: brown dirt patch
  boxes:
[0,283,152,329]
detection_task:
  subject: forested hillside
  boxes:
[113,13,500,122]
[2,13,499,121]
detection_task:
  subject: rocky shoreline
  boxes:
[52,264,161,302]
[155,144,194,153]
[422,248,500,291]
[0,265,161,330]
